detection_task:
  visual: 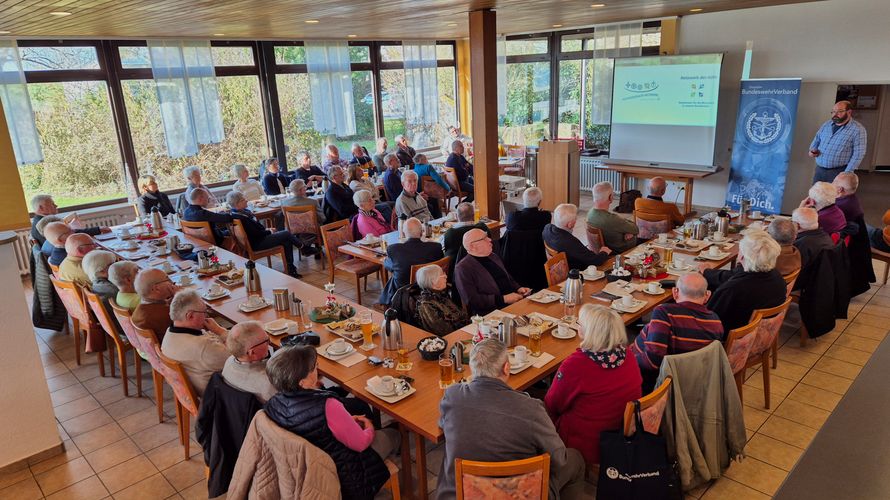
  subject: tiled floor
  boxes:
[3,203,890,499]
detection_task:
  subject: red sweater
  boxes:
[544,348,642,464]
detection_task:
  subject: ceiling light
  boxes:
[591,3,606,7]
[347,34,357,38]
[0,30,10,34]
[553,24,563,28]
[447,23,457,27]
[690,8,703,12]
[49,11,72,16]
[305,19,320,24]
[213,33,225,36]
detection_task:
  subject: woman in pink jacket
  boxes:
[352,189,392,238]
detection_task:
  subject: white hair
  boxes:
[808,181,838,210]
[169,289,204,322]
[792,207,819,231]
[415,264,443,291]
[834,171,859,193]
[189,187,209,204]
[226,190,246,207]
[183,165,202,182]
[383,153,399,167]
[226,321,266,358]
[767,217,797,245]
[469,339,508,379]
[376,137,388,155]
[552,203,578,229]
[30,194,53,212]
[108,261,139,289]
[288,179,306,195]
[82,250,117,281]
[738,229,781,272]
[402,170,418,183]
[404,217,423,238]
[328,166,344,179]
[35,215,62,236]
[134,268,166,298]
[592,182,613,204]
[578,304,627,352]
[138,175,157,192]
[394,134,406,144]
[232,164,248,177]
[352,189,373,206]
[522,187,543,208]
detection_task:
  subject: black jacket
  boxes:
[183,205,233,245]
[264,389,389,500]
[196,373,263,498]
[229,209,270,248]
[500,228,548,291]
[798,242,852,338]
[707,269,786,333]
[846,215,876,297]
[30,244,67,331]
[380,238,444,305]
[542,224,609,271]
[506,207,551,231]
[396,146,416,168]
[324,183,357,222]
[138,191,175,217]
[794,228,835,275]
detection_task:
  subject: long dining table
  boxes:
[96,218,741,499]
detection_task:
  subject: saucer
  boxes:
[698,251,731,261]
[611,298,646,314]
[642,286,665,296]
[264,319,295,333]
[748,214,765,220]
[552,328,577,340]
[508,358,533,374]
[239,300,270,312]
[202,289,230,301]
[326,343,354,358]
[369,384,397,397]
[530,292,561,304]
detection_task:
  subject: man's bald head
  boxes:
[649,177,667,197]
[404,217,423,239]
[462,228,491,257]
[44,222,73,247]
[64,233,95,258]
[675,272,709,304]
[135,268,172,300]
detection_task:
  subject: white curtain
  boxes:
[496,36,507,117]
[148,40,224,158]
[403,41,439,127]
[305,41,355,137]
[589,22,643,126]
[0,40,43,165]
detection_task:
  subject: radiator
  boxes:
[579,157,636,193]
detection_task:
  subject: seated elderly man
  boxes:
[394,134,416,168]
[793,207,835,276]
[226,191,302,278]
[800,181,846,234]
[631,273,723,393]
[381,153,403,202]
[415,264,468,337]
[30,194,107,247]
[260,158,291,195]
[634,176,685,227]
[82,250,118,300]
[440,125,473,156]
[109,261,140,311]
[231,164,265,201]
[444,140,475,203]
[280,179,323,257]
[438,339,585,500]
[705,230,787,332]
[455,228,530,316]
[543,203,611,270]
[321,144,351,175]
[833,171,864,222]
[349,142,375,174]
[294,151,327,183]
[183,188,234,246]
[379,218,443,305]
[586,181,639,253]
[324,166,358,222]
[394,170,433,223]
[43,221,73,266]
[59,233,97,287]
[506,187,551,231]
[180,165,219,212]
[442,202,489,263]
[221,321,276,403]
[767,217,802,276]
[161,290,230,396]
[412,153,451,194]
[132,268,178,342]
[36,216,62,258]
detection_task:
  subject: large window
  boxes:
[501,61,551,147]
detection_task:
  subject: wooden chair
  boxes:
[504,145,527,176]
[231,219,289,270]
[623,376,672,436]
[723,314,763,406]
[409,256,451,284]
[132,324,167,424]
[320,220,383,305]
[180,220,216,245]
[633,210,672,240]
[282,205,323,267]
[443,167,467,204]
[747,298,792,409]
[108,301,151,399]
[544,252,569,287]
[455,454,550,500]
[49,262,60,278]
[49,276,102,370]
[779,268,801,364]
[154,344,199,460]
[543,241,559,260]
[421,175,450,213]
[871,247,890,285]
[585,225,604,253]
[84,290,137,397]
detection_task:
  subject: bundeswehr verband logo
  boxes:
[738,97,793,153]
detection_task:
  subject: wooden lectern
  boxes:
[537,140,580,211]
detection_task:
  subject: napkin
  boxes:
[532,352,556,369]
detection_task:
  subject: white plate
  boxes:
[325,343,355,358]
[202,289,230,301]
[611,298,647,314]
[582,269,605,281]
[239,300,271,313]
[552,327,577,340]
[265,319,292,331]
[508,357,533,374]
[529,292,561,304]
[698,251,731,261]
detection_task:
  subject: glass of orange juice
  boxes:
[359,312,375,350]
[439,354,454,388]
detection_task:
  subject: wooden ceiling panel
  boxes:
[0,0,823,39]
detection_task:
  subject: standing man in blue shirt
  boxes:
[808,100,867,183]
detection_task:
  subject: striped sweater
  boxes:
[631,301,724,373]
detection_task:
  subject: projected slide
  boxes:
[610,54,724,169]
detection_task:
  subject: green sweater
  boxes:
[586,208,639,253]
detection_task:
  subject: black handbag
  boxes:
[596,401,672,500]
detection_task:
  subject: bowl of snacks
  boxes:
[310,302,356,324]
[606,267,632,282]
[417,336,448,361]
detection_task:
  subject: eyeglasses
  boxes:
[468,236,491,245]
[151,278,173,288]
[78,242,97,249]
[830,109,849,115]
[249,338,271,351]
[188,308,209,316]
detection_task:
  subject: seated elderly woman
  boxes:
[137,175,175,216]
[352,190,392,238]
[800,181,846,234]
[263,345,400,499]
[231,163,265,202]
[59,233,97,287]
[545,304,642,465]
[455,228,531,315]
[705,229,787,332]
[415,264,468,337]
[82,250,119,299]
[41,220,71,265]
[109,261,141,311]
[349,163,395,222]
[35,215,62,257]
[767,217,802,276]
[179,165,219,212]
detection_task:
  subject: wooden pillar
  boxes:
[659,17,679,55]
[456,39,472,134]
[468,9,499,218]
[0,99,31,231]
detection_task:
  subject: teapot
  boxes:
[563,269,583,307]
[498,317,516,348]
[381,308,402,351]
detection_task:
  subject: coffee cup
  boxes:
[621,295,634,308]
[126,240,138,250]
[246,295,264,307]
[709,245,720,257]
[378,375,396,394]
[657,233,669,244]
[513,346,529,364]
[121,227,131,237]
[713,231,725,241]
[479,322,491,338]
[647,282,662,294]
[672,256,683,268]
[557,322,571,337]
[161,261,173,273]
[752,210,762,218]
[286,322,298,335]
[330,338,347,354]
[179,274,192,286]
[209,283,223,296]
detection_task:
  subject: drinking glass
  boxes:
[664,248,674,266]
[301,300,313,329]
[439,354,454,389]
[359,311,375,350]
[473,206,481,222]
[528,328,543,357]
[563,301,577,323]
[396,347,413,372]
